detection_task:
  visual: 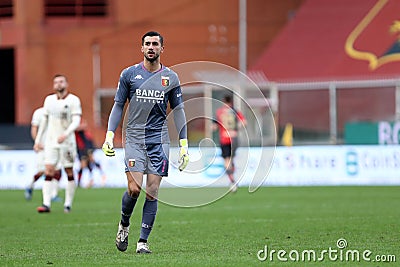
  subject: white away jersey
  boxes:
[42,93,82,147]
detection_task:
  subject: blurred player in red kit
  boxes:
[214,95,246,193]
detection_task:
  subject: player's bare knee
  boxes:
[145,185,159,200]
[128,186,141,198]
[44,170,55,178]
[145,192,157,200]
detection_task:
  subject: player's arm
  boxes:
[237,111,247,128]
[102,101,124,156]
[170,82,189,171]
[102,68,130,157]
[58,114,81,143]
[173,104,189,171]
[57,96,82,143]
[31,125,38,141]
[173,103,187,141]
[211,113,219,131]
[34,114,48,152]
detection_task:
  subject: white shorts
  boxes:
[44,146,77,168]
[36,150,46,172]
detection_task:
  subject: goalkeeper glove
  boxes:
[178,138,189,171]
[102,131,115,157]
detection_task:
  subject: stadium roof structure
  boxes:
[250,0,400,82]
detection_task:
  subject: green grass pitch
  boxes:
[0,186,399,266]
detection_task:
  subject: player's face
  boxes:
[141,36,163,63]
[53,76,68,93]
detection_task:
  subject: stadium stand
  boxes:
[0,125,31,149]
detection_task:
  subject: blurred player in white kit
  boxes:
[34,74,82,213]
[25,106,62,201]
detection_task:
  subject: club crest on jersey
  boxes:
[128,159,135,167]
[161,76,170,87]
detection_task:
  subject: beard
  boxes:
[56,87,66,94]
[145,53,160,63]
